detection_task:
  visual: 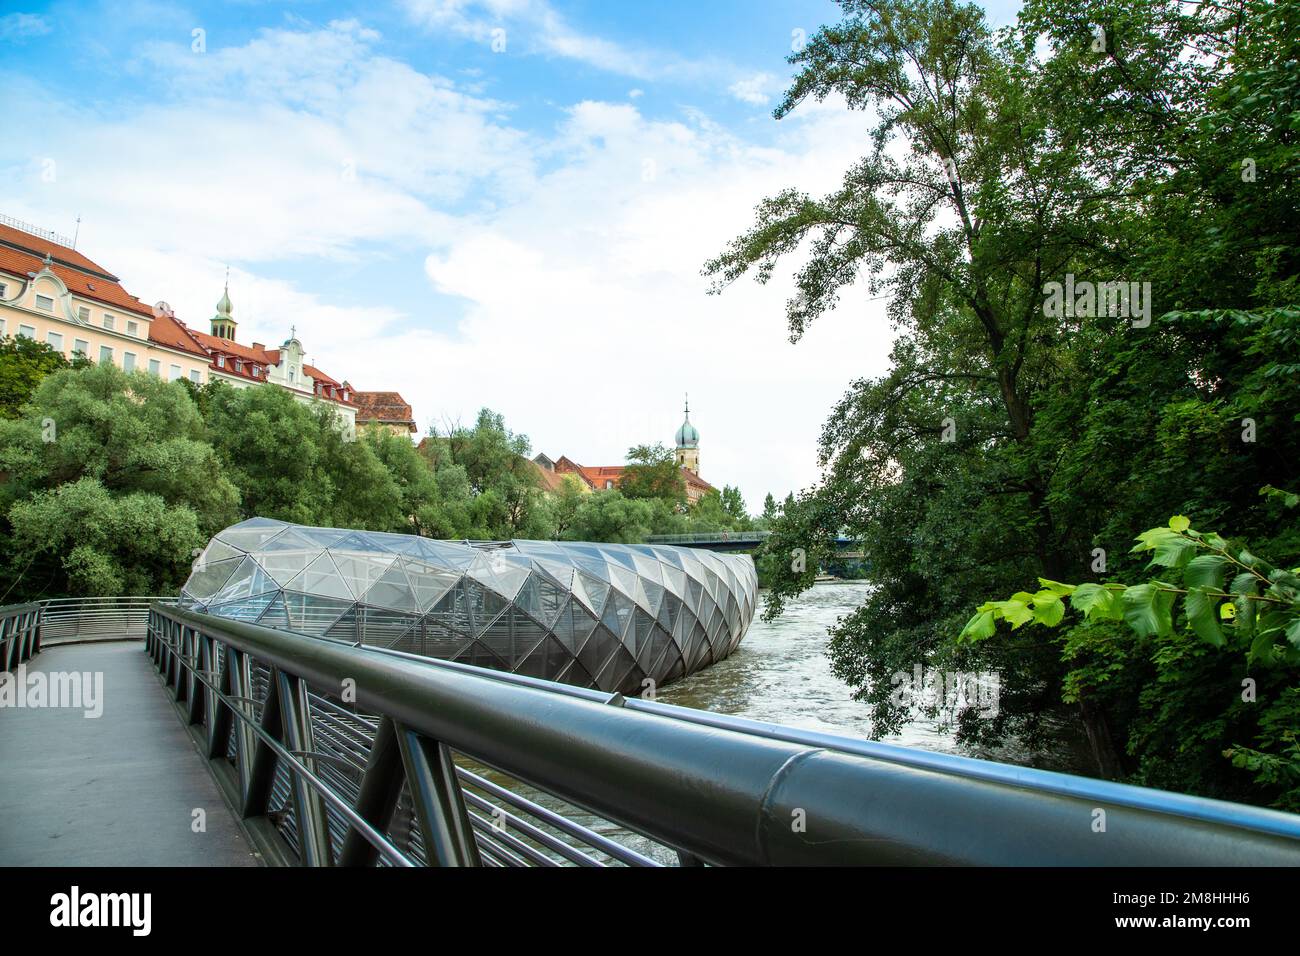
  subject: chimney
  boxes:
[251,342,265,351]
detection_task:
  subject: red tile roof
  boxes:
[147,311,209,358]
[354,391,415,431]
[0,221,155,319]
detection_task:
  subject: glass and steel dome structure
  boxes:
[180,518,758,694]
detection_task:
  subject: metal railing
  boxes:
[0,602,42,672]
[38,596,175,645]
[147,602,1300,866]
[644,531,772,544]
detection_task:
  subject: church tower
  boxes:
[675,396,700,474]
[211,273,237,340]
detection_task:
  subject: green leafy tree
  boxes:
[0,334,84,419]
[0,363,238,600]
[619,443,686,505]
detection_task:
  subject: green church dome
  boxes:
[675,398,699,449]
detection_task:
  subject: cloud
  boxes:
[3,18,894,508]
[401,0,695,80]
[729,72,778,106]
[0,12,51,41]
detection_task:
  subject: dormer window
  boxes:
[252,365,260,377]
[217,355,226,368]
[342,389,349,401]
[234,359,243,373]
[35,294,54,311]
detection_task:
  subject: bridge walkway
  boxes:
[0,641,258,866]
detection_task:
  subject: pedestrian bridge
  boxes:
[3,598,1300,867]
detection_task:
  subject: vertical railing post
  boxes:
[395,726,481,867]
[338,717,405,867]
[276,670,333,866]
[240,667,283,819]
[227,648,257,803]
[207,640,234,759]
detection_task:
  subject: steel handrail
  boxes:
[0,602,42,672]
[150,602,1300,866]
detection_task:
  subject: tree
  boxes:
[564,490,656,544]
[705,0,1300,786]
[0,334,82,419]
[967,512,1300,809]
[619,443,686,505]
[0,363,238,600]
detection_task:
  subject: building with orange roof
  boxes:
[0,213,412,440]
[0,215,212,383]
[532,401,717,505]
[352,391,417,435]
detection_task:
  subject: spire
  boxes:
[212,268,237,339]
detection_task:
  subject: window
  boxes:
[73,338,89,357]
[35,294,54,311]
[99,345,113,365]
[342,389,349,401]
[0,281,7,298]
[289,366,296,383]
[0,318,6,335]
[103,314,115,331]
[19,324,36,339]
[605,480,614,489]
[234,359,243,373]
[169,364,182,381]
[77,306,90,322]
[217,355,226,368]
[252,365,260,377]
[189,369,201,383]
[47,331,64,352]
[149,359,161,377]
[123,352,136,372]
[127,320,138,336]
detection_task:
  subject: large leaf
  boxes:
[1131,527,1197,569]
[959,609,996,642]
[1070,583,1123,621]
[1122,584,1175,637]
[1184,587,1225,647]
[1184,554,1229,591]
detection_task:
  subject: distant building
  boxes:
[156,282,363,438]
[532,400,716,505]
[0,214,413,440]
[0,216,211,384]
[353,391,417,435]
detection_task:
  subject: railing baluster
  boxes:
[394,727,481,867]
[207,640,234,760]
[338,717,405,867]
[227,648,257,802]
[275,670,333,867]
[241,666,282,819]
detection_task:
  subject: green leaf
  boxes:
[1036,578,1077,597]
[1031,592,1065,627]
[1070,583,1123,621]
[1132,527,1198,569]
[1168,515,1191,533]
[992,599,1034,629]
[1122,583,1175,637]
[959,609,996,642]
[1286,617,1300,649]
[1184,554,1229,591]
[1184,587,1225,647]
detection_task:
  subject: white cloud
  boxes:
[402,0,696,81]
[0,12,50,40]
[3,19,894,508]
[729,72,778,106]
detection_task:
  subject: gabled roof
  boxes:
[147,311,210,358]
[0,221,155,319]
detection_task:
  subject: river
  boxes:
[660,581,1088,771]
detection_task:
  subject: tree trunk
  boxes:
[1077,694,1126,780]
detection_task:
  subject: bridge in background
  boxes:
[4,598,1300,867]
[644,531,864,557]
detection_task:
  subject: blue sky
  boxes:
[1,0,1023,508]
